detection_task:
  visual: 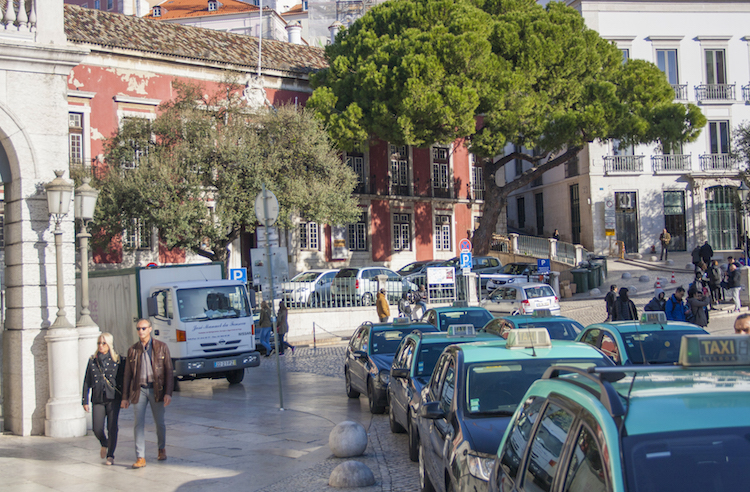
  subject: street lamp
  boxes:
[739,181,750,263]
[74,177,99,328]
[45,170,74,329]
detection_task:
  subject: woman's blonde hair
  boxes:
[93,332,120,363]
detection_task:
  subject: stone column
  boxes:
[548,238,557,260]
[76,225,99,430]
[575,245,585,266]
[509,233,519,255]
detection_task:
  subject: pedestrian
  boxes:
[708,259,722,309]
[686,287,710,327]
[604,284,617,322]
[376,288,390,323]
[82,332,124,466]
[276,302,294,355]
[659,228,671,261]
[552,229,560,241]
[644,288,666,312]
[727,262,742,313]
[700,240,713,266]
[257,300,273,356]
[691,245,702,268]
[398,292,412,320]
[613,287,638,321]
[665,286,688,321]
[413,285,428,319]
[734,313,750,334]
[121,319,173,468]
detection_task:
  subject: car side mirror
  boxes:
[420,401,446,420]
[391,368,409,379]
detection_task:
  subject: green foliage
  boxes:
[97,80,359,263]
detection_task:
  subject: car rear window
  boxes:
[336,268,358,278]
[371,328,420,354]
[438,310,493,331]
[524,285,555,299]
[621,329,708,364]
[516,321,583,340]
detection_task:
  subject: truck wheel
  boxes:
[226,369,244,385]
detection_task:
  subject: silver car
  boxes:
[331,267,419,306]
[281,269,338,307]
[480,282,560,315]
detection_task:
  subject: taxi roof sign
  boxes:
[506,328,552,349]
[393,317,413,324]
[532,309,553,318]
[641,312,667,324]
[679,334,750,366]
[447,324,476,336]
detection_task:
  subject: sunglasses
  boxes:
[97,342,108,345]
[136,326,150,331]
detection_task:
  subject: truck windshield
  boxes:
[177,286,251,321]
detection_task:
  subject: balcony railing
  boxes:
[603,155,644,174]
[432,187,451,199]
[743,84,750,103]
[695,84,736,101]
[699,154,739,172]
[1,0,36,39]
[671,84,688,100]
[651,154,691,173]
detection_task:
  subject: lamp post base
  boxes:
[44,327,86,437]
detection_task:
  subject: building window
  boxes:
[393,213,411,251]
[348,212,367,251]
[94,0,100,8]
[107,0,113,9]
[69,112,84,166]
[517,197,526,229]
[535,193,544,236]
[708,121,730,154]
[656,49,678,85]
[435,215,452,251]
[471,158,484,201]
[390,144,410,196]
[123,219,151,250]
[621,49,629,63]
[565,156,579,178]
[346,152,366,194]
[432,146,450,198]
[153,6,161,15]
[208,0,218,11]
[299,222,319,250]
[705,49,727,85]
[514,145,523,177]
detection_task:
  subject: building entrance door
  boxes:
[706,185,739,250]
[664,191,686,251]
[615,192,638,253]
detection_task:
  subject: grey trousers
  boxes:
[133,387,166,458]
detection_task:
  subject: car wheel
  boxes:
[368,378,385,414]
[345,367,360,398]
[226,369,244,385]
[408,415,419,462]
[419,444,436,492]
[389,402,405,433]
[361,292,374,306]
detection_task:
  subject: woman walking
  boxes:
[258,301,273,356]
[276,302,294,355]
[82,332,124,465]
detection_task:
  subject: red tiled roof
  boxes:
[281,3,304,15]
[64,5,327,74]
[145,0,258,20]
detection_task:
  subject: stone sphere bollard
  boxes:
[329,421,368,458]
[621,272,632,279]
[666,260,674,266]
[329,460,376,488]
[686,264,694,270]
[627,286,638,295]
[589,288,601,296]
[639,275,650,283]
[650,255,658,262]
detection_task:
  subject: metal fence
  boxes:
[517,235,549,258]
[555,242,577,265]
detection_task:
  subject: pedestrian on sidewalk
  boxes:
[613,287,638,321]
[604,284,617,322]
[708,260,722,309]
[398,292,412,320]
[276,302,293,355]
[734,313,750,334]
[376,288,390,323]
[665,287,688,321]
[82,332,123,466]
[700,241,714,266]
[687,287,710,327]
[644,288,666,312]
[691,245,702,269]
[258,301,273,356]
[727,262,742,313]
[659,229,671,261]
[121,319,173,468]
[413,285,428,320]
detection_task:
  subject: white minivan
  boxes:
[481,282,560,315]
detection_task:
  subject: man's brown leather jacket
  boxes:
[122,338,174,403]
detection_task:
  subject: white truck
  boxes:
[82,262,260,385]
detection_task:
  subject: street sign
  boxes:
[459,238,472,252]
[460,251,472,270]
[229,267,247,283]
[537,259,550,274]
[255,188,280,225]
[604,195,616,237]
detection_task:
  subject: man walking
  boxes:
[659,228,671,261]
[604,284,617,322]
[665,287,688,321]
[727,262,742,313]
[376,288,390,323]
[699,241,714,266]
[121,318,173,468]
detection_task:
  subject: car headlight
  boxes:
[378,371,390,386]
[467,452,495,481]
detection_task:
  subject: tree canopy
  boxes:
[308,0,706,254]
[95,80,360,266]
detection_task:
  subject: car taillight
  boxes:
[521,299,530,313]
[355,279,359,289]
[251,323,255,335]
[554,296,558,303]
[176,329,187,342]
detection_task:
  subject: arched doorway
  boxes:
[705,185,740,250]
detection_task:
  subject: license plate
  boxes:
[538,301,550,307]
[214,360,237,368]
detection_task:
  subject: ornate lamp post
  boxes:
[738,181,749,263]
[43,170,86,437]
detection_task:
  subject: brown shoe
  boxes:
[132,457,146,468]
[100,447,107,459]
[157,449,167,461]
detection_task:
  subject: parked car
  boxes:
[331,266,419,306]
[482,311,583,341]
[281,269,338,307]
[481,282,560,315]
[397,260,446,288]
[484,262,547,291]
[441,255,503,292]
[421,306,494,332]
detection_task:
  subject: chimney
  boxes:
[328,21,343,45]
[286,22,303,45]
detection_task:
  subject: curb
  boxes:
[615,258,694,274]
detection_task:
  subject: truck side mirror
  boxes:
[147,296,159,317]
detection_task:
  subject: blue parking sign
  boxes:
[537,259,550,274]
[229,267,248,283]
[460,252,472,270]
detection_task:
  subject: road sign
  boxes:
[255,188,279,225]
[460,251,472,270]
[537,259,550,274]
[229,267,247,283]
[459,238,472,252]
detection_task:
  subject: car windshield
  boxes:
[290,271,322,282]
[398,263,426,275]
[414,342,455,377]
[466,358,608,415]
[623,427,750,492]
[524,285,555,299]
[501,264,532,275]
[516,321,583,341]
[177,285,251,321]
[621,329,707,364]
[438,310,493,331]
[371,328,420,355]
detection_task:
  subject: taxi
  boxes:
[389,326,501,461]
[416,328,612,492]
[344,319,438,414]
[489,334,750,492]
[421,305,495,332]
[482,310,583,341]
[576,312,708,365]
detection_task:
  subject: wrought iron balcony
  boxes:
[671,84,688,100]
[695,84,736,101]
[651,154,691,173]
[743,84,750,103]
[699,154,739,172]
[603,155,644,174]
[432,187,451,199]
